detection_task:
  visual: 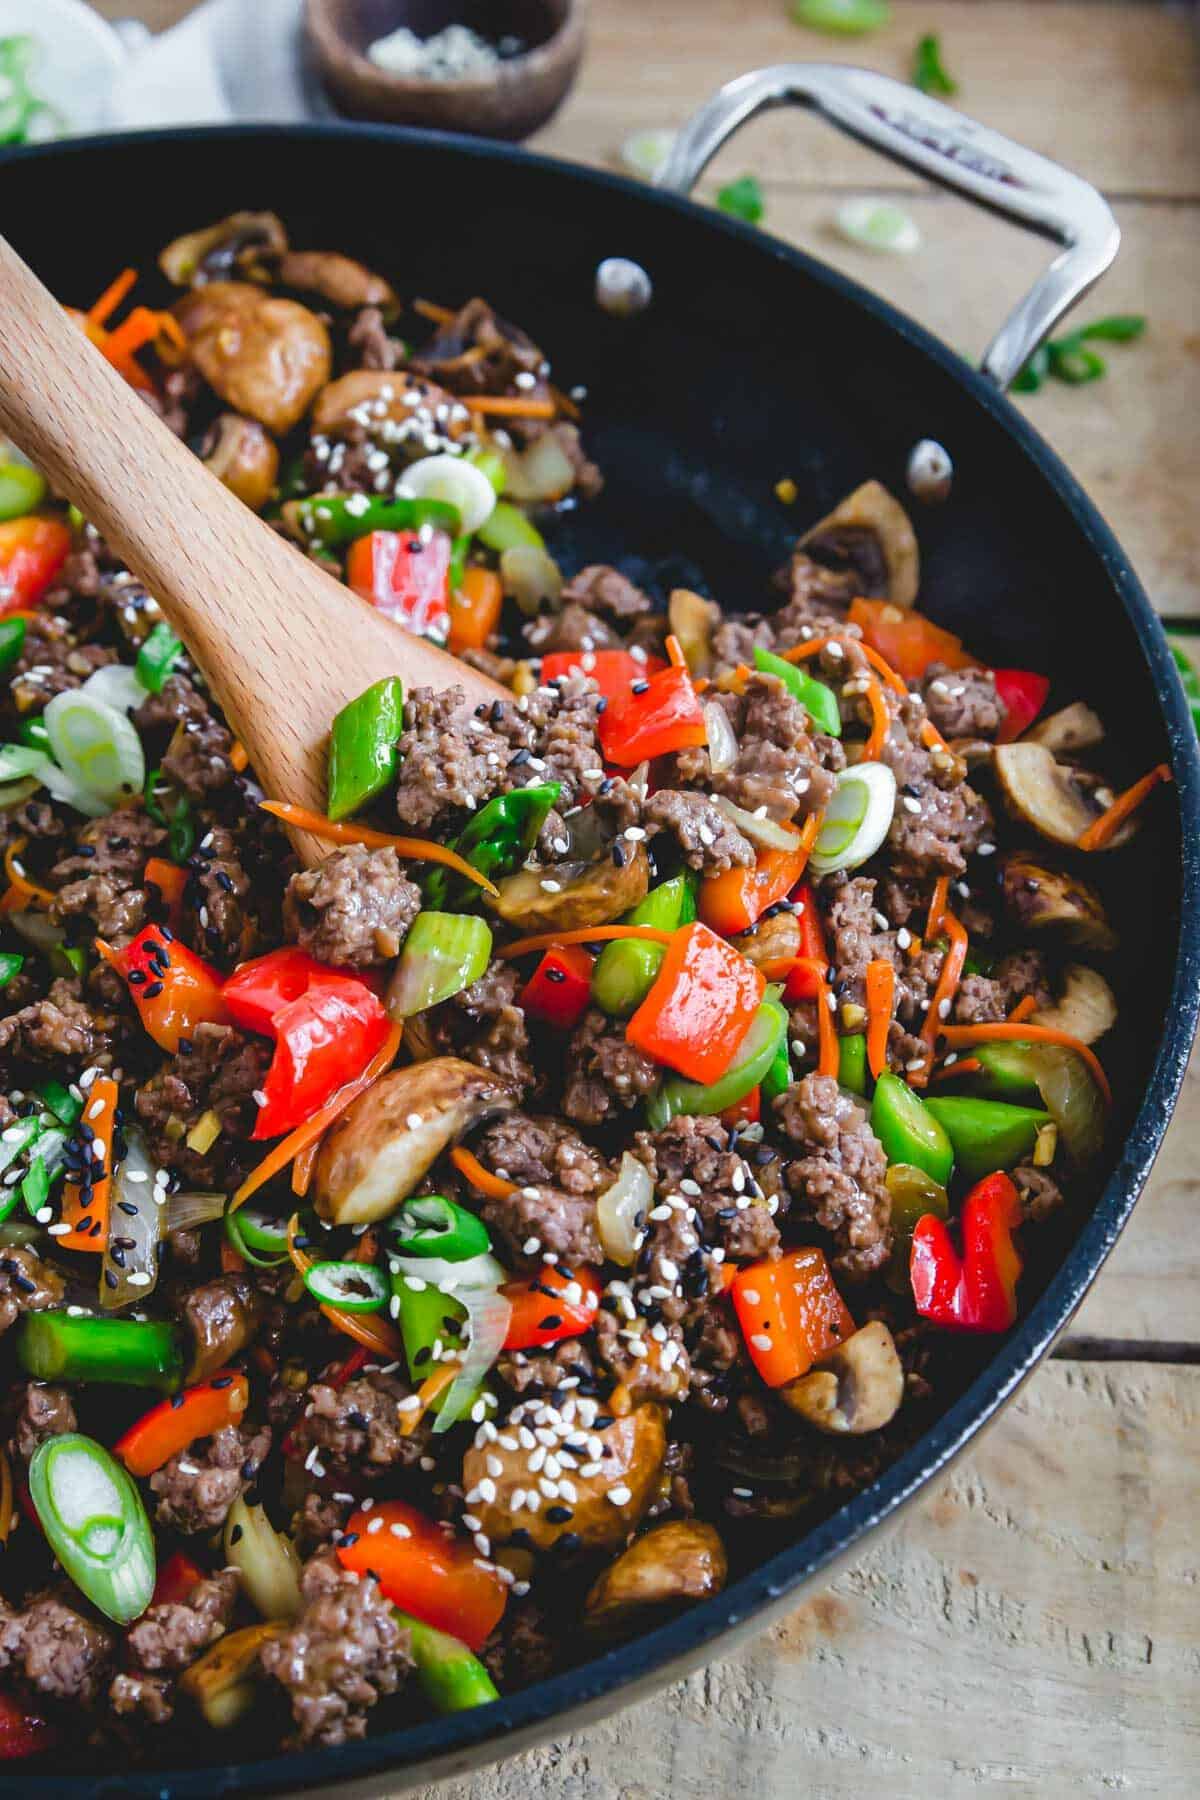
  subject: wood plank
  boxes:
[535,1,1200,201]
[409,1361,1200,1800]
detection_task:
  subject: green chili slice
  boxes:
[391,1196,490,1262]
[0,952,24,990]
[29,1433,156,1625]
[290,493,459,549]
[913,32,957,95]
[303,1261,388,1313]
[716,177,765,224]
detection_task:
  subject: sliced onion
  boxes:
[808,762,897,875]
[596,1151,652,1267]
[102,1126,164,1310]
[80,663,149,716]
[7,912,66,953]
[390,1249,506,1295]
[620,127,677,181]
[713,795,804,853]
[397,453,490,533]
[500,544,563,616]
[433,1283,511,1434]
[500,434,576,504]
[704,701,737,775]
[223,1495,302,1621]
[1027,1044,1104,1164]
[166,1189,227,1234]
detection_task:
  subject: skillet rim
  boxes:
[2,120,1198,1799]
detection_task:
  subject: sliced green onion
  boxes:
[303,1260,388,1313]
[716,176,765,224]
[0,462,45,522]
[835,198,921,255]
[791,0,891,34]
[135,622,183,695]
[0,743,51,783]
[386,912,493,1019]
[1047,341,1106,385]
[392,1195,490,1263]
[398,455,496,535]
[1077,314,1147,345]
[17,1313,183,1391]
[0,775,43,810]
[476,502,544,554]
[809,762,896,874]
[223,1495,302,1622]
[464,445,507,495]
[43,690,145,811]
[499,544,562,616]
[621,127,677,181]
[29,1434,155,1625]
[913,32,957,95]
[17,716,49,752]
[395,1610,499,1712]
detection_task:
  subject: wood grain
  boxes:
[413,1362,1200,1799]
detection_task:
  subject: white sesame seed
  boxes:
[405,1112,423,1129]
[750,1333,773,1352]
[608,1485,632,1506]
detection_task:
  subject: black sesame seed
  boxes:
[210,1374,233,1389]
[117,1200,138,1216]
[611,841,627,867]
[142,981,164,999]
[103,1268,118,1289]
[544,965,566,984]
[109,1247,126,1268]
[229,1523,244,1544]
[545,1505,573,1523]
[537,1315,562,1330]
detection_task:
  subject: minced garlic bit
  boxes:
[367,23,517,81]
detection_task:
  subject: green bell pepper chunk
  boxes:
[646,998,789,1129]
[476,502,544,554]
[49,944,87,982]
[327,676,405,821]
[837,1033,868,1095]
[17,1313,183,1392]
[135,622,183,695]
[29,1434,155,1625]
[294,493,460,548]
[961,1040,1042,1102]
[591,873,697,1017]
[761,1034,792,1103]
[753,645,842,738]
[884,1162,949,1294]
[424,782,561,909]
[395,1609,499,1712]
[391,1195,491,1262]
[0,951,23,990]
[0,463,46,521]
[923,1095,1051,1183]
[0,615,26,675]
[870,1072,954,1186]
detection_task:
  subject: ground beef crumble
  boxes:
[283,844,421,967]
[775,1073,893,1279]
[150,1421,271,1534]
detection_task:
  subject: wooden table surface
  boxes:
[97,2,1200,1791]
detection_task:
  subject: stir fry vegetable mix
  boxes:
[0,214,1171,1764]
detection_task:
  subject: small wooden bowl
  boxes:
[304,0,585,141]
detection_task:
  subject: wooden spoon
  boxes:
[0,235,507,864]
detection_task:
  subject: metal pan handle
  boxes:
[657,64,1119,392]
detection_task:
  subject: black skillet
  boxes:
[1,62,1197,1800]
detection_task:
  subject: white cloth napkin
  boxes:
[106,0,314,130]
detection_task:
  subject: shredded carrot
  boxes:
[925,876,950,942]
[286,1212,404,1360]
[466,395,557,420]
[813,966,840,1080]
[551,384,581,422]
[291,1136,321,1198]
[664,634,687,670]
[781,633,948,752]
[233,1022,403,1208]
[497,923,674,961]
[921,717,950,754]
[259,802,498,896]
[939,1022,1112,1105]
[1007,995,1038,1025]
[929,1056,983,1084]
[0,837,56,914]
[450,1145,518,1201]
[862,675,891,760]
[400,1362,462,1435]
[1076,762,1172,851]
[413,297,457,325]
[914,912,969,1085]
[865,959,895,1080]
[59,1075,119,1252]
[88,267,138,327]
[229,739,249,773]
[156,314,188,356]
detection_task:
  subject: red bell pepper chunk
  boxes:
[732,1247,855,1388]
[519,943,594,1030]
[0,516,71,615]
[910,1170,1024,1331]
[783,884,829,1003]
[336,1499,506,1650]
[626,920,764,1085]
[151,1550,206,1609]
[253,982,389,1140]
[223,946,336,1037]
[597,663,707,766]
[720,1084,761,1127]
[847,597,975,682]
[502,1263,602,1350]
[992,668,1051,744]
[115,1371,250,1477]
[0,1690,57,1760]
[101,925,231,1053]
[541,648,668,701]
[699,846,811,938]
[346,529,451,638]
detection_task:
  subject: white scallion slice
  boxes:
[398,454,493,533]
[80,663,149,716]
[620,127,677,181]
[597,1151,653,1267]
[835,198,921,255]
[43,689,145,811]
[808,762,897,874]
[499,544,563,616]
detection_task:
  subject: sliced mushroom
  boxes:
[462,1403,666,1552]
[667,588,718,678]
[160,212,287,288]
[174,282,331,435]
[1031,963,1117,1046]
[184,1273,263,1384]
[276,250,397,311]
[313,1059,513,1226]
[799,480,919,607]
[201,413,279,513]
[310,369,468,441]
[993,743,1137,851]
[584,1521,728,1632]
[487,843,650,934]
[180,1621,285,1728]
[1026,700,1105,755]
[999,852,1118,951]
[778,1321,904,1435]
